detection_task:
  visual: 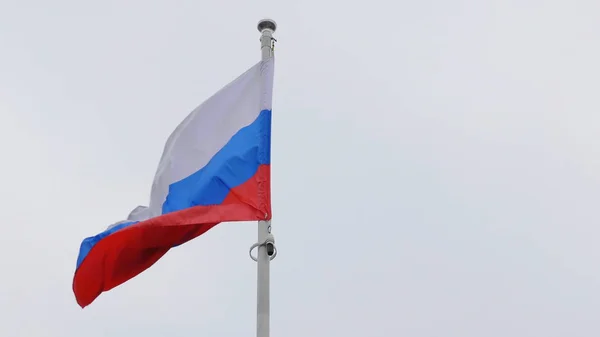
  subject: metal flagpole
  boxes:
[252,18,277,337]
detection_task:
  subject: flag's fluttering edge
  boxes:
[73,58,274,308]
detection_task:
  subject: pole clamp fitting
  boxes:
[249,233,277,262]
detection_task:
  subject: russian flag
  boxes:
[73,58,274,308]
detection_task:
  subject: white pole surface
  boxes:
[256,219,271,337]
[256,18,276,337]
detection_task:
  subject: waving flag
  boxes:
[73,57,274,308]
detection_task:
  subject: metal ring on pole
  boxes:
[249,240,277,262]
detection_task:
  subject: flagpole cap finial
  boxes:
[257,19,277,33]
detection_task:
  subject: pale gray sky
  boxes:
[1,0,599,336]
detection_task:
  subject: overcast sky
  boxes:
[1,0,599,336]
